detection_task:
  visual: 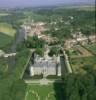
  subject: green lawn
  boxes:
[25,83,64,100]
[13,49,31,79]
[0,49,30,100]
[0,58,8,78]
[0,58,7,72]
[26,84,56,100]
[70,56,96,73]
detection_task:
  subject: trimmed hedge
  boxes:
[13,49,31,79]
[46,75,61,79]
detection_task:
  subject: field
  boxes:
[67,45,92,58]
[0,23,16,50]
[85,44,96,54]
[0,23,16,37]
[0,13,10,16]
[25,83,64,100]
[0,33,13,50]
[77,6,95,11]
[68,44,96,73]
[67,48,81,57]
[70,56,96,73]
[63,6,95,11]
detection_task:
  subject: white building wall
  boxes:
[30,66,34,76]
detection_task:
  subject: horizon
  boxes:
[0,0,95,8]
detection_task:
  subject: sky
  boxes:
[0,0,95,8]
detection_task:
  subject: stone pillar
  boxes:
[57,64,61,76]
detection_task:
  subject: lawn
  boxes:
[25,83,64,100]
[0,49,30,100]
[0,57,8,78]
[13,49,31,79]
[70,56,96,73]
[25,84,56,100]
[0,58,8,72]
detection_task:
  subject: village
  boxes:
[20,20,96,80]
[0,4,95,100]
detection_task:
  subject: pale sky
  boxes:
[0,0,95,7]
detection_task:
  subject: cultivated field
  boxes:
[0,13,10,16]
[70,56,96,73]
[0,23,16,37]
[67,45,93,58]
[0,58,8,77]
[85,44,96,54]
[0,23,16,50]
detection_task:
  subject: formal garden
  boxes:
[25,83,64,100]
[25,84,56,100]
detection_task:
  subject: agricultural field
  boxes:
[0,13,10,16]
[25,83,64,100]
[85,44,96,54]
[67,48,81,57]
[67,45,92,58]
[0,33,13,50]
[0,23,16,37]
[0,23,16,50]
[76,6,95,11]
[70,56,96,73]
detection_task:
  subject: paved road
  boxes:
[24,78,63,85]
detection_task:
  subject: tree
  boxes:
[62,69,96,100]
[35,48,44,57]
[81,26,92,43]
[48,47,59,57]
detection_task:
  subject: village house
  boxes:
[64,32,96,49]
[22,21,49,38]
